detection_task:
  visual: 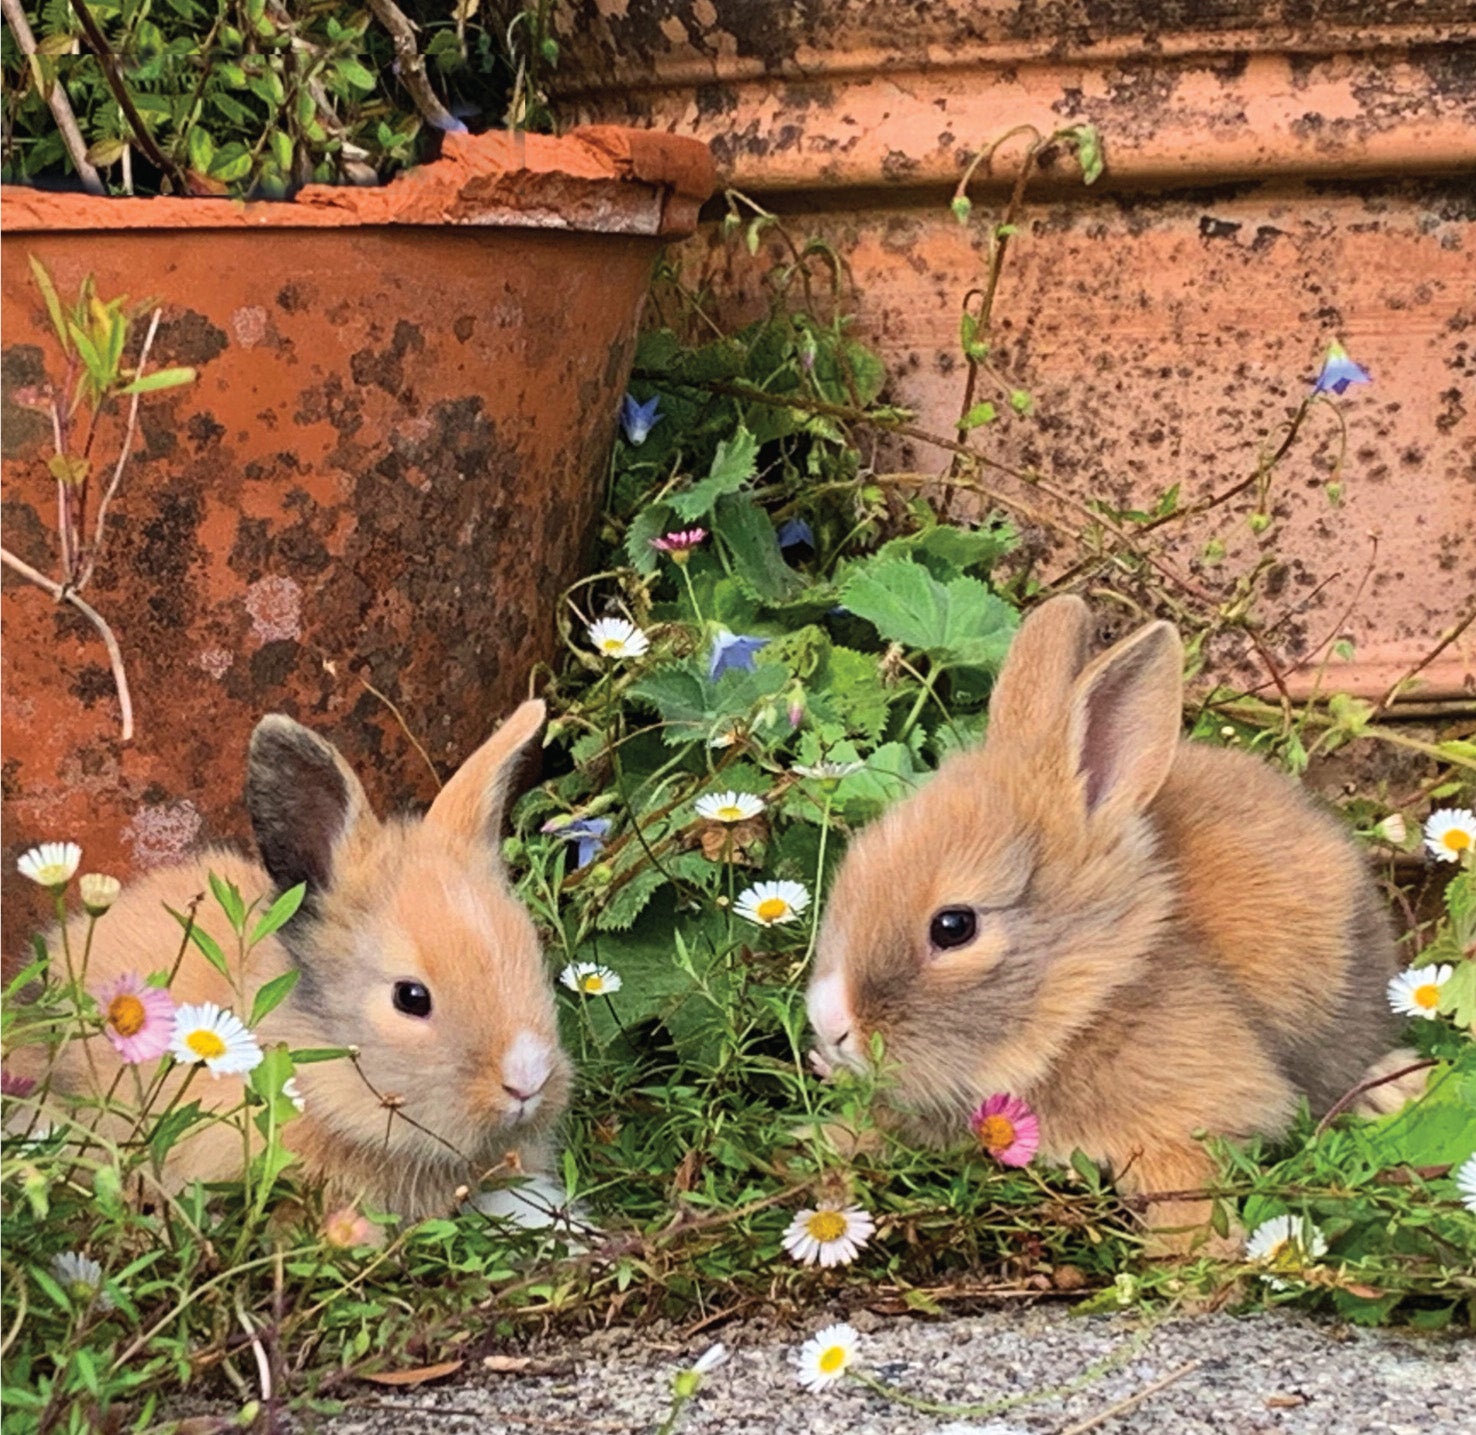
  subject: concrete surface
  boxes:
[325,1303,1472,1435]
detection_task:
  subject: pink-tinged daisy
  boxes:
[95,973,175,1064]
[1,1068,37,1098]
[650,528,707,562]
[781,1202,875,1267]
[324,1205,379,1249]
[970,1092,1040,1167]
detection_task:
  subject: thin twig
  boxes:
[68,0,192,192]
[1,546,134,741]
[1373,600,1476,715]
[365,0,467,133]
[1314,1058,1440,1137]
[2,0,104,194]
[1055,1360,1201,1435]
[78,308,161,590]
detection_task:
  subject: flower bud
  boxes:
[79,872,121,916]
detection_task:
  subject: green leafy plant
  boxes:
[0,259,195,740]
[1,0,559,197]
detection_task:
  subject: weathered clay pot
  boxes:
[1,127,714,940]
[554,2,1476,701]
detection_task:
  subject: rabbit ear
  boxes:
[426,699,546,846]
[1064,620,1183,820]
[988,594,1092,743]
[247,716,372,897]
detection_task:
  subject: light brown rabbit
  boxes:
[23,700,571,1222]
[807,595,1400,1246]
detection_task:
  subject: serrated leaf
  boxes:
[841,558,1018,670]
[669,426,758,523]
[624,503,673,576]
[714,493,800,602]
[596,866,669,932]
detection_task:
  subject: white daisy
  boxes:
[1387,964,1454,1021]
[781,1203,876,1267]
[283,1076,305,1113]
[735,880,810,928]
[695,790,766,824]
[1456,1154,1476,1214]
[796,1322,859,1393]
[17,842,82,890]
[78,872,121,914]
[1245,1214,1328,1288]
[792,761,864,781]
[50,1251,113,1310]
[169,1002,264,1078]
[559,962,622,997]
[587,617,649,661]
[1424,807,1476,863]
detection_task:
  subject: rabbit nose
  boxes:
[502,1031,554,1107]
[807,972,854,1047]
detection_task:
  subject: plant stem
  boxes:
[0,547,134,741]
[365,0,467,133]
[2,0,104,195]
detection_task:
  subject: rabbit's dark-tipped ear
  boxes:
[988,594,1092,743]
[1065,620,1183,821]
[247,716,371,896]
[426,699,546,846]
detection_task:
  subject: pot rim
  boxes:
[1,125,716,238]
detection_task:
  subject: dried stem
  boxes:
[1373,600,1476,715]
[1,546,134,741]
[69,0,192,193]
[365,0,466,134]
[3,0,104,195]
[77,308,161,590]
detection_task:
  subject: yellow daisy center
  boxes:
[107,994,146,1037]
[600,638,624,653]
[977,1114,1016,1151]
[805,1210,847,1243]
[186,1029,227,1060]
[581,974,606,993]
[1413,983,1441,1010]
[1441,829,1471,853]
[818,1345,846,1374]
[756,897,789,923]
[715,805,745,821]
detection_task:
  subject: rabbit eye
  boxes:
[929,907,977,950]
[392,980,433,1018]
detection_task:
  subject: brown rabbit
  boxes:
[21,700,572,1223]
[806,595,1400,1246]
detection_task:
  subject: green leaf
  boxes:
[187,126,215,171]
[167,906,230,979]
[118,366,196,396]
[28,254,68,352]
[959,401,996,429]
[66,321,104,382]
[669,426,758,523]
[249,969,300,1027]
[715,493,801,602]
[209,872,247,934]
[623,504,673,576]
[841,558,1019,670]
[148,1101,205,1166]
[1072,124,1104,184]
[596,867,669,932]
[334,59,377,91]
[251,883,307,945]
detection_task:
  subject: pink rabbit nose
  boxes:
[502,1031,554,1111]
[807,972,854,1049]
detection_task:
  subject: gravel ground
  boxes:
[324,1305,1472,1435]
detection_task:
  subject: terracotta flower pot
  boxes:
[553,2,1476,702]
[1,127,714,941]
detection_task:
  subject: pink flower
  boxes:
[650,528,707,556]
[0,1067,37,1098]
[969,1092,1040,1167]
[324,1205,381,1249]
[95,973,175,1064]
